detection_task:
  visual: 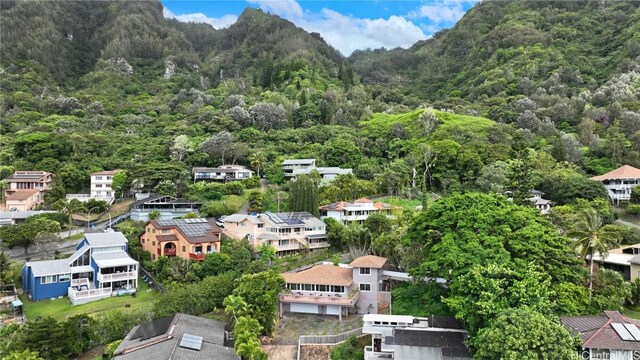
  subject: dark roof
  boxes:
[385,329,471,358]
[156,234,178,242]
[114,313,238,360]
[146,218,221,244]
[561,311,640,351]
[132,194,201,209]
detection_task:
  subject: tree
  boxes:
[52,198,87,225]
[170,135,192,162]
[404,193,588,316]
[324,217,345,248]
[567,208,621,296]
[148,210,160,220]
[154,180,176,197]
[247,190,265,212]
[288,176,319,216]
[256,243,277,266]
[201,131,236,165]
[248,151,267,177]
[233,316,267,360]
[506,133,534,205]
[445,263,554,334]
[363,213,392,235]
[230,271,285,336]
[248,102,286,130]
[471,308,578,360]
[591,269,631,311]
[110,170,129,198]
[0,218,61,254]
[0,252,12,285]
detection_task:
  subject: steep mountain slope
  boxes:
[350,0,640,100]
[0,1,349,88]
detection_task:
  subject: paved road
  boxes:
[615,219,640,230]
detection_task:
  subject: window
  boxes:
[147,228,150,233]
[59,274,71,282]
[360,283,371,292]
[182,246,186,252]
[106,176,112,180]
[41,275,57,284]
[95,184,103,188]
[257,224,264,228]
[161,229,170,235]
[152,241,155,246]
[95,176,102,180]
[317,285,328,292]
[141,239,145,244]
[360,267,371,275]
[152,229,155,233]
[303,284,313,291]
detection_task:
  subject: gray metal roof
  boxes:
[84,232,128,247]
[223,214,263,224]
[26,259,71,277]
[92,251,138,267]
[282,159,316,165]
[114,313,238,360]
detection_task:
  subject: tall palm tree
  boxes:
[249,151,267,178]
[53,198,87,225]
[568,208,621,297]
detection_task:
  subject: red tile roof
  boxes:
[156,234,178,242]
[561,311,640,351]
[591,165,640,181]
[6,189,39,201]
[282,264,353,286]
[91,170,119,176]
[350,255,387,269]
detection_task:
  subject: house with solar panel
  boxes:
[222,211,328,256]
[140,218,222,261]
[3,171,53,211]
[362,314,472,360]
[113,313,239,360]
[561,311,640,359]
[22,231,139,305]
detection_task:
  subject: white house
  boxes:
[590,165,640,204]
[320,198,398,225]
[362,314,471,360]
[91,170,119,200]
[223,211,328,256]
[528,190,554,214]
[282,159,316,178]
[292,167,353,184]
[192,165,254,183]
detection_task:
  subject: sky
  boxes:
[161,0,479,56]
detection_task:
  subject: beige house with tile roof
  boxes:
[279,255,390,321]
[591,165,640,204]
[4,189,43,211]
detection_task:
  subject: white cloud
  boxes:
[163,7,237,29]
[297,9,427,55]
[408,0,479,26]
[247,0,303,19]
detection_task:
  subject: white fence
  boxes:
[297,328,364,360]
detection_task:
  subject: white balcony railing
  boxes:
[98,271,137,283]
[308,241,330,249]
[274,243,302,251]
[364,346,394,359]
[68,286,112,305]
[280,290,360,306]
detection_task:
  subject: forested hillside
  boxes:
[3,1,640,359]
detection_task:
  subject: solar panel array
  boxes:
[612,323,640,341]
[179,333,203,351]
[130,315,175,341]
[156,218,212,237]
[263,212,313,226]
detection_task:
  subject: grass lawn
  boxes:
[98,198,135,222]
[377,196,422,211]
[623,307,640,320]
[21,279,159,322]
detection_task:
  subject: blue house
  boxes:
[22,231,139,305]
